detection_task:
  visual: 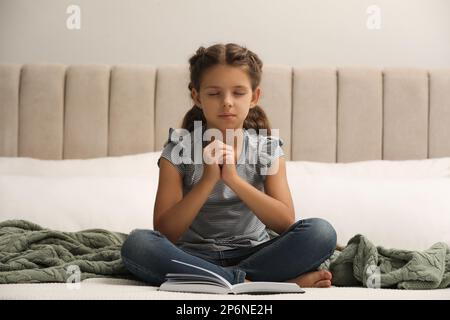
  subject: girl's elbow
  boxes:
[274,215,295,234]
[285,217,295,231]
[288,217,295,227]
[287,209,295,225]
[153,220,179,244]
[284,212,296,231]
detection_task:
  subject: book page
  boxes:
[165,260,305,295]
[231,282,305,294]
[159,282,232,294]
[170,259,233,289]
[165,273,225,286]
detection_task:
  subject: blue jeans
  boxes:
[120,218,337,286]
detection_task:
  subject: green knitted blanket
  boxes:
[0,220,134,283]
[1,220,449,289]
[318,234,450,289]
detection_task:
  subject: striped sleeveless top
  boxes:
[157,127,285,252]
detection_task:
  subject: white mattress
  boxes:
[1,278,449,300]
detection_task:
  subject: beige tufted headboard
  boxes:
[1,64,449,162]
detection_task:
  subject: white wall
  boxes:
[0,0,449,68]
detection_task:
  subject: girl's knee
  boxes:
[120,229,165,260]
[309,218,337,252]
[120,229,169,285]
[295,217,337,253]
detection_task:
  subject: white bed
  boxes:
[0,64,449,300]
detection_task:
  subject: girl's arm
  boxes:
[225,156,295,234]
[153,158,217,244]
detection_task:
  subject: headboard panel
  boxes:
[430,70,450,158]
[1,64,449,161]
[108,65,155,157]
[64,65,110,159]
[292,67,338,162]
[337,68,383,162]
[383,69,429,160]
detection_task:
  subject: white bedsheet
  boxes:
[1,278,449,300]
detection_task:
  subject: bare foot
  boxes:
[285,270,333,288]
[244,270,332,288]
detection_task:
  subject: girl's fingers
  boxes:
[216,148,227,164]
[204,140,235,164]
[218,149,235,164]
[212,139,233,149]
[207,148,232,165]
[204,142,221,164]
[204,146,225,164]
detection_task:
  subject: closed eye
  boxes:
[208,93,246,96]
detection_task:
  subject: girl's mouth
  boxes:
[218,114,237,119]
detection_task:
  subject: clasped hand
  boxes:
[202,137,239,185]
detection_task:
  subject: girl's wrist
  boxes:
[223,172,242,188]
[199,175,219,188]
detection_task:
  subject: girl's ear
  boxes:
[250,87,261,107]
[191,88,202,107]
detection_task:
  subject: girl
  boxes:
[121,43,337,288]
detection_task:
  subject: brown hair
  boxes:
[181,43,272,135]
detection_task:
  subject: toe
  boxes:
[315,279,331,288]
[295,270,333,288]
[310,270,328,283]
[319,270,332,280]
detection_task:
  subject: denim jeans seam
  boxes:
[232,268,246,284]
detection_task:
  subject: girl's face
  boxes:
[191,64,261,134]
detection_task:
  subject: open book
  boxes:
[158,259,305,295]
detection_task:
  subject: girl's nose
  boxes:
[223,93,233,107]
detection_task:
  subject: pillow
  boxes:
[0,152,162,177]
[2,153,450,245]
[0,152,162,233]
[286,157,450,179]
[286,162,450,250]
[0,175,157,233]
